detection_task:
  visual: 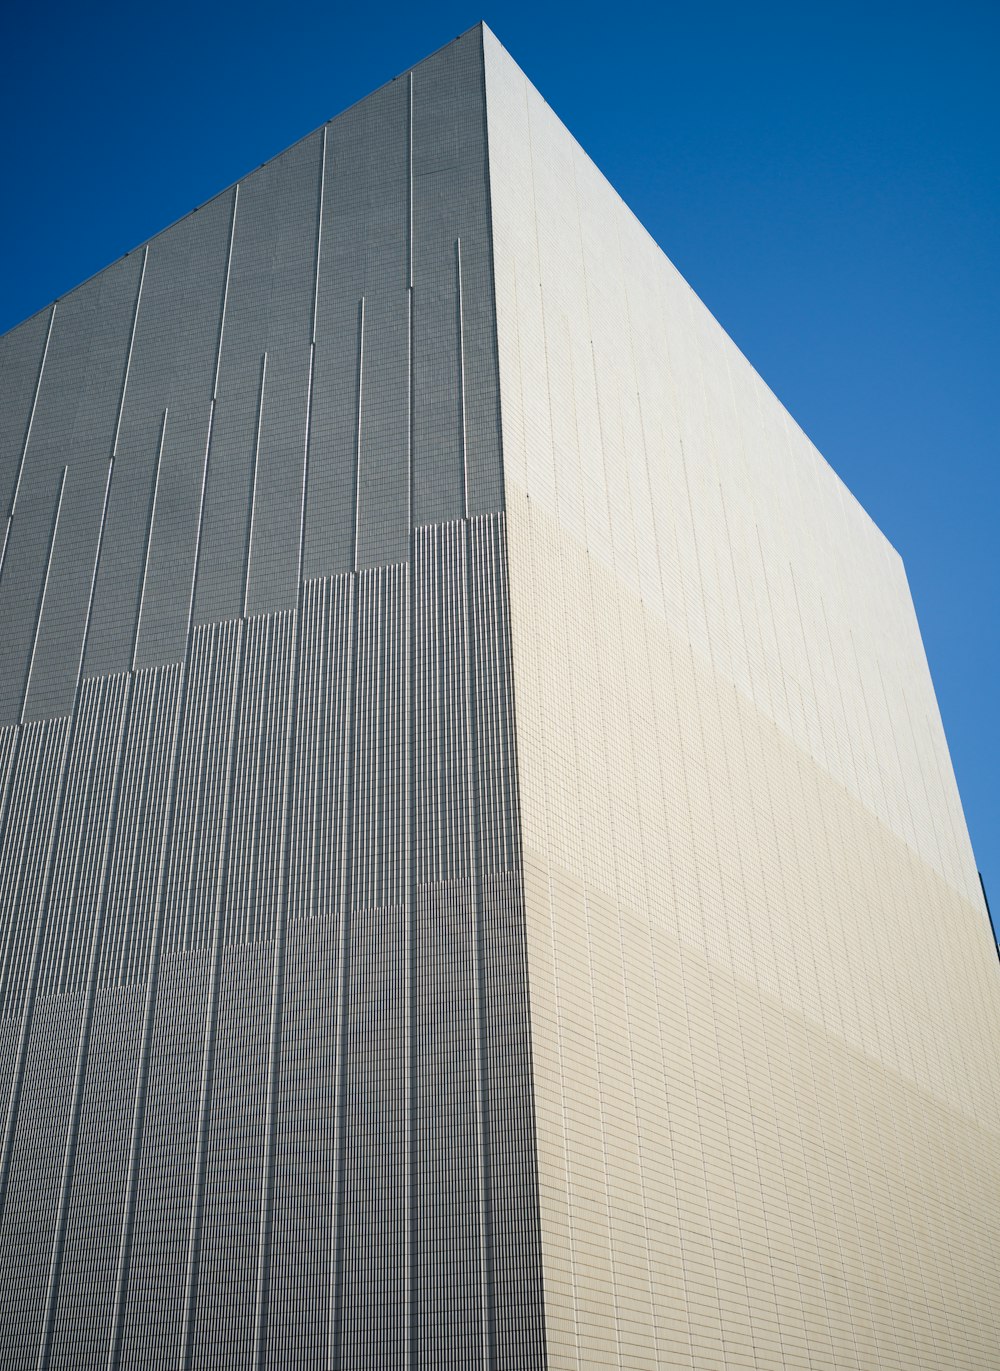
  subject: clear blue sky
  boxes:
[2,1,997,918]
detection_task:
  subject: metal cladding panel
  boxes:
[350,564,408,911]
[116,948,211,1370]
[223,612,296,946]
[0,26,545,1371]
[413,879,483,1369]
[412,32,502,524]
[468,513,521,874]
[47,985,145,1370]
[307,76,409,578]
[7,256,140,494]
[0,465,67,724]
[86,190,234,675]
[0,728,18,815]
[195,135,321,625]
[331,565,409,1368]
[0,718,70,1017]
[21,462,110,721]
[414,522,473,886]
[97,665,183,988]
[0,994,83,1357]
[160,619,244,957]
[356,289,410,567]
[189,941,273,1369]
[0,259,142,729]
[412,527,481,1370]
[0,307,53,515]
[481,872,546,1370]
[0,1019,18,1166]
[335,902,408,1368]
[288,575,354,924]
[265,914,339,1368]
[37,674,133,998]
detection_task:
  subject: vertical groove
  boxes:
[244,354,268,619]
[21,467,68,725]
[131,410,168,671]
[111,246,149,460]
[407,289,414,537]
[463,520,492,1371]
[406,237,416,1371]
[0,518,11,585]
[456,239,469,520]
[105,186,241,1367]
[327,571,359,1370]
[76,460,115,692]
[299,348,316,589]
[177,618,248,1371]
[9,303,57,519]
[408,71,414,290]
[36,672,136,1371]
[0,718,70,1042]
[353,299,366,573]
[251,615,303,1366]
[477,25,510,520]
[214,187,240,402]
[0,433,131,1261]
[103,658,185,1371]
[313,128,327,346]
[184,185,239,644]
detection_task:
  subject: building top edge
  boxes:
[0,22,491,345]
[481,26,905,565]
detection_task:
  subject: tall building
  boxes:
[0,20,997,1369]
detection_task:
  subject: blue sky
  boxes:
[2,1,997,921]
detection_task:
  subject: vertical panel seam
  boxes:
[244,354,268,618]
[110,246,149,460]
[21,468,68,725]
[8,303,57,521]
[131,410,168,671]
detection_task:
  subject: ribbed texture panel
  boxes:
[288,576,353,923]
[0,27,547,1370]
[117,949,211,1370]
[48,985,145,1369]
[0,507,545,1369]
[414,522,472,885]
[336,900,408,1368]
[266,914,339,1367]
[38,674,132,997]
[190,941,273,1369]
[481,871,546,1368]
[0,728,18,814]
[0,718,70,1016]
[351,565,408,910]
[0,29,503,725]
[0,993,83,1359]
[414,879,483,1369]
[223,612,296,945]
[161,620,244,956]
[97,665,183,987]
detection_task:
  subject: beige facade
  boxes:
[484,27,1000,1370]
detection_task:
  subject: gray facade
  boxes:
[4,19,999,1371]
[0,25,544,1369]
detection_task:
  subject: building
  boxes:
[0,20,997,1370]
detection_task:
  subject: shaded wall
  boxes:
[0,26,545,1370]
